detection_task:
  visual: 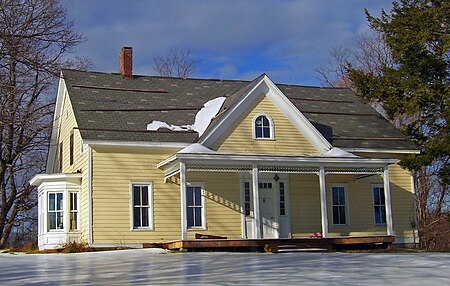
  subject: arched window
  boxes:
[254,115,273,139]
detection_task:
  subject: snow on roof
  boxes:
[146,97,226,136]
[323,147,359,158]
[178,143,216,154]
[146,121,191,132]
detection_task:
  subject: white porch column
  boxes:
[252,164,262,239]
[180,162,187,240]
[319,165,329,238]
[383,165,394,236]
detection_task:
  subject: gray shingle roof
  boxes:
[62,69,418,151]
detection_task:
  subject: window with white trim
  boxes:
[331,185,348,225]
[254,115,273,139]
[132,183,153,229]
[48,193,64,230]
[187,185,205,229]
[373,185,386,225]
[69,192,78,231]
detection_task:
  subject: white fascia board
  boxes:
[84,140,190,149]
[45,75,66,173]
[156,154,177,169]
[30,173,83,186]
[342,148,421,154]
[263,76,332,153]
[175,153,397,166]
[199,76,268,147]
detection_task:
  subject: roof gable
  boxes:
[200,74,332,154]
[217,95,321,155]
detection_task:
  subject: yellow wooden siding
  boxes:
[389,164,415,238]
[92,148,182,243]
[218,95,320,155]
[91,149,244,244]
[57,91,90,241]
[187,172,242,239]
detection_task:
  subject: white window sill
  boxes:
[131,227,154,231]
[188,227,207,231]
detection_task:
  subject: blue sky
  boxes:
[61,0,393,86]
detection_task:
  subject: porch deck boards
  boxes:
[149,235,395,253]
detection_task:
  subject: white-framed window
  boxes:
[131,183,153,229]
[372,185,386,225]
[186,184,206,229]
[253,114,274,139]
[48,192,64,230]
[331,185,348,226]
[69,192,79,231]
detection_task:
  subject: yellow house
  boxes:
[30,47,420,250]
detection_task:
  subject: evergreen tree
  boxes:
[350,0,449,189]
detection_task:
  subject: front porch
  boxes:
[158,150,398,243]
[150,235,396,253]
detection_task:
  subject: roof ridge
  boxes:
[62,69,352,89]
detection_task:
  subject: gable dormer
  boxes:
[200,74,331,155]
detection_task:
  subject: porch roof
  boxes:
[157,151,397,180]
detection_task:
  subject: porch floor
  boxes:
[145,235,395,253]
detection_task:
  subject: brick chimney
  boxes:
[119,46,133,79]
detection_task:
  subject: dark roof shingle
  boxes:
[62,69,418,151]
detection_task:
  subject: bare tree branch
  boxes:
[0,0,86,248]
[153,49,199,78]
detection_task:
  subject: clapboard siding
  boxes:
[218,95,320,155]
[91,148,182,243]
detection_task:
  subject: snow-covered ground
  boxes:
[1,249,449,285]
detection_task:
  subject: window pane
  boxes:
[57,212,63,229]
[338,188,345,205]
[332,206,339,225]
[133,208,140,228]
[142,187,149,206]
[255,127,262,138]
[56,193,63,211]
[194,208,202,227]
[255,117,263,126]
[70,212,77,230]
[380,188,385,205]
[49,213,56,229]
[373,189,380,205]
[375,206,381,224]
[187,208,194,227]
[187,187,194,206]
[332,188,339,205]
[380,206,386,224]
[263,127,270,138]
[261,116,269,126]
[339,206,346,224]
[141,207,149,227]
[70,193,77,211]
[194,187,201,206]
[49,194,55,211]
[133,187,141,206]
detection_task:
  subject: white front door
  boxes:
[241,174,290,239]
[259,182,278,238]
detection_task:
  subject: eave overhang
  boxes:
[158,152,398,181]
[30,173,83,187]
